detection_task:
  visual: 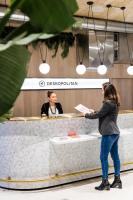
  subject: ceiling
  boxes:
[75,0,133,23]
[0,0,133,24]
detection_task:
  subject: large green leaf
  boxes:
[0,0,78,38]
[18,0,78,33]
[0,45,30,116]
[0,0,78,45]
[0,33,55,52]
[0,0,25,36]
[0,0,78,117]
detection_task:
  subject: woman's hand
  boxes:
[80,109,94,117]
[80,112,86,117]
[80,113,85,117]
[89,109,94,113]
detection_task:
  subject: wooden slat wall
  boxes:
[111,78,133,110]
[13,43,133,117]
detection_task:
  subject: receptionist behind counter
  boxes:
[41,91,63,117]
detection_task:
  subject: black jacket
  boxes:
[85,100,120,136]
[41,102,63,116]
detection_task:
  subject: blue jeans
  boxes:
[100,134,120,179]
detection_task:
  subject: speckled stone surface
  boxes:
[0,113,133,189]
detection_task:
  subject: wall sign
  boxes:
[21,78,109,90]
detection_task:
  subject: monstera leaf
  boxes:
[0,45,30,116]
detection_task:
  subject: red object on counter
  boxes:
[68,131,77,137]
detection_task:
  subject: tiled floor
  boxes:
[0,171,133,200]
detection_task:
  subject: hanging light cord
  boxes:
[90,4,102,64]
[39,43,47,63]
[76,19,86,64]
[76,3,91,65]
[121,7,132,65]
[45,45,48,61]
[102,4,111,65]
[76,35,80,64]
[81,5,91,64]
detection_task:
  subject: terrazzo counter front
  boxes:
[0,113,133,189]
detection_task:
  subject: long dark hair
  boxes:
[47,91,54,98]
[102,82,120,106]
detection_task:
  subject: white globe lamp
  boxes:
[76,62,86,75]
[127,65,133,75]
[97,64,107,75]
[39,61,50,74]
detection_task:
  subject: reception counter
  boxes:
[0,112,133,189]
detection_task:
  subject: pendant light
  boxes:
[75,22,87,75]
[89,2,107,75]
[76,1,93,75]
[121,6,133,75]
[76,62,86,75]
[97,4,112,75]
[76,1,95,75]
[39,43,50,74]
[127,65,133,75]
[97,64,107,75]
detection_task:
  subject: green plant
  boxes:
[0,0,78,116]
[0,109,13,122]
[44,32,75,58]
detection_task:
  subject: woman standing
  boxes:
[41,91,63,117]
[83,82,122,191]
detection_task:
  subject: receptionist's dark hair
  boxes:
[47,91,54,98]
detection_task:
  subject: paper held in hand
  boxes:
[75,104,93,113]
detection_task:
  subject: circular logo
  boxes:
[39,80,45,87]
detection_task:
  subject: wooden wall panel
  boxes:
[13,89,103,117]
[111,78,133,110]
[13,43,133,117]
